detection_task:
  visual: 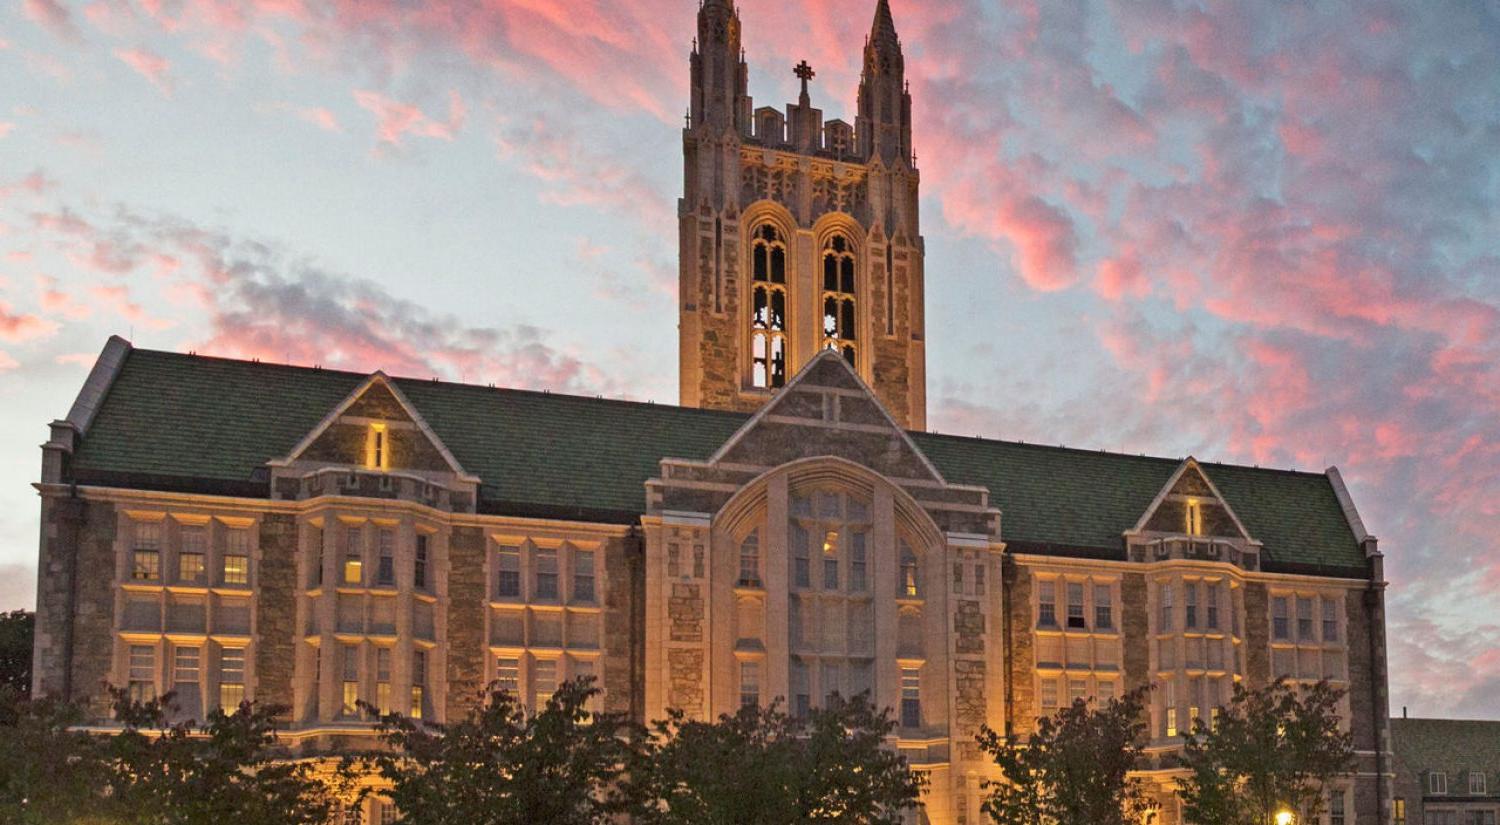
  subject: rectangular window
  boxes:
[791,659,810,718]
[375,648,392,714]
[900,668,921,729]
[533,659,558,709]
[366,423,388,470]
[1094,585,1113,630]
[376,529,396,587]
[495,657,520,694]
[496,545,521,598]
[850,532,868,592]
[414,534,429,590]
[1297,596,1315,641]
[132,522,162,581]
[1330,791,1345,825]
[573,548,596,603]
[340,645,359,716]
[178,551,205,584]
[821,661,841,706]
[128,644,156,701]
[535,548,559,600]
[1066,582,1086,629]
[1165,681,1178,738]
[1471,772,1487,795]
[378,800,399,825]
[1068,679,1087,705]
[899,543,919,597]
[1323,598,1339,642]
[1039,677,1059,716]
[1273,596,1290,640]
[1431,772,1448,795]
[342,527,363,586]
[1395,798,1405,825]
[222,554,249,587]
[1160,583,1174,632]
[953,562,964,595]
[309,526,324,588]
[219,647,246,710]
[740,661,760,708]
[1189,676,1203,724]
[1206,582,1220,630]
[1038,580,1057,628]
[179,527,207,584]
[974,562,985,595]
[174,646,200,682]
[792,524,811,588]
[1185,581,1199,629]
[411,650,426,721]
[1186,499,1204,536]
[1098,680,1116,702]
[822,531,839,591]
[739,532,761,587]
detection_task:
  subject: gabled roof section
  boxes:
[63,345,1368,573]
[708,349,946,483]
[1392,718,1500,779]
[1131,457,1253,540]
[273,372,474,481]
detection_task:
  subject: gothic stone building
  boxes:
[33,2,1395,823]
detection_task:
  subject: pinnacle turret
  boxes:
[870,0,900,50]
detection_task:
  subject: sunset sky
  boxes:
[0,0,1497,717]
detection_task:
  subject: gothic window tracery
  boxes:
[750,224,788,389]
[822,234,858,368]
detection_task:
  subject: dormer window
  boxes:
[1186,498,1204,536]
[366,423,390,471]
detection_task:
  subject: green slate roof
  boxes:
[66,346,1367,575]
[1392,718,1500,787]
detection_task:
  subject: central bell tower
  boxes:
[677,0,927,430]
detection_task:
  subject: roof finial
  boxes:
[794,60,816,102]
[871,0,899,46]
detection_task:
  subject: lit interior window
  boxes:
[366,423,389,470]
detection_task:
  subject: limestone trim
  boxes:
[1010,553,1373,586]
[1326,466,1376,546]
[705,349,947,484]
[39,485,634,538]
[268,372,479,484]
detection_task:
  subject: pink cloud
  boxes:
[0,302,60,343]
[1096,254,1149,302]
[0,123,14,140]
[22,0,78,41]
[354,90,465,146]
[37,275,93,320]
[0,351,18,372]
[115,48,175,96]
[55,352,97,367]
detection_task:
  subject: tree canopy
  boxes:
[632,693,927,825]
[979,687,1158,825]
[1176,679,1354,825]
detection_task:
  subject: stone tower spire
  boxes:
[857,0,913,165]
[679,0,927,430]
[690,0,750,135]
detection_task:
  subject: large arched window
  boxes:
[822,234,858,368]
[750,225,788,389]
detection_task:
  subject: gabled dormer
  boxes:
[267,372,479,512]
[1124,458,1262,570]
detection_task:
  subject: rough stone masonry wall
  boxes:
[254,513,298,715]
[691,213,757,414]
[953,598,986,761]
[601,533,642,719]
[667,581,706,716]
[1242,582,1271,687]
[445,526,485,721]
[868,241,914,428]
[1121,573,1150,693]
[1003,560,1035,734]
[34,496,117,707]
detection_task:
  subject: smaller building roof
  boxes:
[1392,718,1500,784]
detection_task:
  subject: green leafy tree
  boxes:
[0,610,34,697]
[632,693,927,825]
[0,691,113,824]
[0,687,347,824]
[101,688,354,824]
[979,687,1158,825]
[1176,679,1353,825]
[368,677,634,825]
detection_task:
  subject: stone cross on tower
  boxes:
[794,60,815,102]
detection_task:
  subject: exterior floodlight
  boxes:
[1274,809,1295,825]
